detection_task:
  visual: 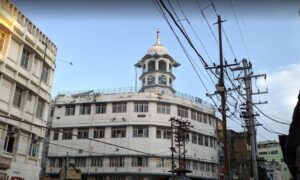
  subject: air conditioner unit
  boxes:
[32,134,39,142]
[9,126,20,134]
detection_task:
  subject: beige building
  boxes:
[0,1,57,179]
[45,32,218,180]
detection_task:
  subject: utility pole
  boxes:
[216,15,230,180]
[232,58,267,180]
[206,15,238,179]
[169,117,192,179]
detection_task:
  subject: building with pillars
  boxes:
[45,32,218,180]
[0,1,57,179]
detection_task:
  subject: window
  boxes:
[186,161,191,170]
[147,75,155,85]
[112,102,127,113]
[13,86,24,108]
[177,106,188,118]
[206,163,210,172]
[111,127,126,138]
[80,104,91,115]
[78,128,89,139]
[163,129,172,139]
[53,131,59,140]
[36,98,44,118]
[75,157,86,167]
[156,129,162,138]
[204,136,209,147]
[65,105,75,116]
[111,176,125,180]
[94,127,105,138]
[203,114,208,124]
[21,49,30,69]
[4,135,15,153]
[96,103,107,114]
[185,133,190,142]
[259,151,268,155]
[134,102,148,113]
[29,136,38,157]
[158,75,167,85]
[193,161,199,170]
[62,129,73,140]
[192,133,197,144]
[198,134,203,145]
[270,150,278,154]
[199,162,204,171]
[91,157,103,167]
[208,116,212,125]
[109,157,125,167]
[50,158,56,167]
[159,60,166,71]
[41,64,49,83]
[148,60,155,71]
[132,157,148,167]
[191,110,202,122]
[157,103,170,114]
[156,128,172,139]
[0,30,6,53]
[57,158,63,167]
[211,164,216,173]
[133,126,149,138]
[50,106,55,117]
[156,158,165,167]
[210,137,214,147]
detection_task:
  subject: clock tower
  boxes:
[135,31,180,95]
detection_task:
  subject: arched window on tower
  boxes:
[159,60,166,71]
[142,78,145,85]
[148,60,155,72]
[147,75,155,85]
[169,78,172,86]
[169,63,172,72]
[158,75,167,85]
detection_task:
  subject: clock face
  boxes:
[148,75,155,85]
[158,75,167,85]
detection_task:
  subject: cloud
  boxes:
[257,63,300,140]
[267,63,300,109]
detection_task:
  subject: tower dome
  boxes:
[146,31,169,55]
[135,31,180,95]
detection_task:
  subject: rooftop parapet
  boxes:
[0,0,57,56]
[56,86,214,108]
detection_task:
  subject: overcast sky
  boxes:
[12,0,300,141]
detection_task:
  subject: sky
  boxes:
[12,0,300,141]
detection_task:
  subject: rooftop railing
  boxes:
[57,87,214,108]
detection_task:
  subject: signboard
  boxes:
[0,156,12,169]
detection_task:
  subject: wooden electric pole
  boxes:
[216,15,230,180]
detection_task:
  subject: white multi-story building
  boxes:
[0,1,57,179]
[46,32,218,180]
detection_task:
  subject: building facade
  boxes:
[0,1,57,179]
[45,32,218,180]
[257,140,291,180]
[227,130,251,179]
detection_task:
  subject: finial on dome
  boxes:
[156,29,160,45]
